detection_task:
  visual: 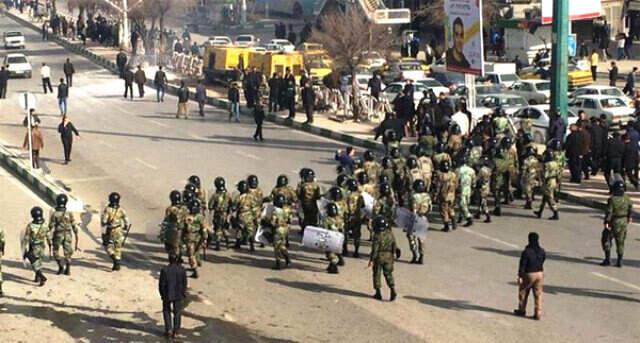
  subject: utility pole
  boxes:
[550,0,569,121]
[122,0,129,50]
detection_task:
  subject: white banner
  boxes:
[541,0,602,25]
[445,0,484,75]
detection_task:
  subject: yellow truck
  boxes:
[202,46,253,84]
[298,43,333,82]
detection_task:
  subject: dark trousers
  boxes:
[62,138,72,162]
[582,153,592,179]
[42,77,53,93]
[254,121,263,140]
[124,83,133,99]
[624,164,639,188]
[591,66,597,81]
[304,104,314,123]
[65,73,73,87]
[118,66,125,78]
[198,100,205,116]
[568,156,582,183]
[287,98,295,118]
[137,83,144,97]
[162,300,183,334]
[269,95,279,112]
[31,149,40,169]
[604,158,623,185]
[0,84,6,99]
[245,88,256,108]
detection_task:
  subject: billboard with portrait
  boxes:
[445,0,484,75]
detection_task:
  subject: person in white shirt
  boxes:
[40,63,53,94]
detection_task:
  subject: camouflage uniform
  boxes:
[418,134,437,156]
[475,165,493,220]
[208,191,232,248]
[271,207,291,265]
[493,116,509,140]
[248,187,265,233]
[232,192,256,246]
[271,186,298,209]
[467,146,483,169]
[364,161,381,185]
[602,194,632,258]
[101,206,130,262]
[536,159,560,215]
[417,155,434,192]
[552,150,566,195]
[392,156,408,206]
[23,221,50,273]
[346,189,365,255]
[323,213,344,265]
[522,155,540,205]
[49,209,79,265]
[407,167,425,195]
[373,195,396,224]
[432,153,452,172]
[182,212,208,270]
[297,181,321,230]
[409,192,431,258]
[435,170,458,228]
[161,205,183,257]
[370,227,397,290]
[493,153,511,209]
[456,164,476,222]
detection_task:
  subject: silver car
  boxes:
[509,80,550,105]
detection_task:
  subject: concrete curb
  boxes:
[557,190,640,220]
[0,143,83,212]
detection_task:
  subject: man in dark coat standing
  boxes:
[301,80,315,124]
[63,58,75,87]
[368,74,382,101]
[159,254,187,339]
[134,65,146,98]
[268,72,282,112]
[564,124,583,183]
[116,49,128,78]
[57,115,79,164]
[588,117,605,175]
[0,66,9,99]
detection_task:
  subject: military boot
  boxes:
[233,239,241,249]
[493,206,502,216]
[0,282,3,297]
[451,220,457,231]
[616,254,623,268]
[192,269,199,278]
[214,240,221,251]
[484,213,491,223]
[353,243,360,258]
[56,260,64,275]
[64,261,70,275]
[600,251,611,266]
[249,240,255,252]
[225,237,230,249]
[113,260,121,271]
[328,263,339,274]
[390,288,397,301]
[417,254,424,265]
[534,209,542,218]
[442,223,450,232]
[373,288,382,301]
[549,211,559,220]
[410,251,417,264]
[284,254,291,267]
[38,271,47,286]
[337,255,345,266]
[272,261,281,270]
[524,201,532,210]
[464,218,473,227]
[474,211,481,220]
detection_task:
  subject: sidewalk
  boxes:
[559,170,640,212]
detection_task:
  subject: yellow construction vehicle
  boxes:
[202,46,252,84]
[298,43,334,82]
[249,51,304,81]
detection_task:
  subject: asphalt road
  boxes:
[0,14,639,343]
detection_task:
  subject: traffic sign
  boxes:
[17,92,37,112]
[568,34,577,57]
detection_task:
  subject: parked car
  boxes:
[207,36,232,46]
[430,70,465,91]
[485,72,520,88]
[570,85,630,105]
[3,31,25,49]
[478,94,528,115]
[509,80,550,104]
[510,105,579,143]
[415,78,449,96]
[358,51,387,70]
[268,39,295,53]
[382,61,426,83]
[235,34,259,47]
[569,95,634,125]
[3,53,32,78]
[380,82,427,104]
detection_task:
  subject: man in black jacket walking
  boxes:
[301,80,315,124]
[253,102,265,141]
[57,115,79,164]
[123,68,134,100]
[0,66,9,99]
[116,49,128,78]
[514,232,545,320]
[63,58,75,87]
[159,254,187,339]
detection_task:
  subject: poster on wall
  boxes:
[445,0,484,75]
[541,0,602,25]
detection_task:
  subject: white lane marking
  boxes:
[134,158,158,170]
[462,228,520,249]
[189,133,206,140]
[97,140,115,149]
[235,150,262,161]
[148,120,169,128]
[63,175,113,183]
[0,168,48,205]
[591,272,640,291]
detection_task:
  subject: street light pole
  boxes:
[121,0,130,50]
[550,0,569,121]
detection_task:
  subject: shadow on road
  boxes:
[265,277,371,299]
[507,282,640,303]
[404,295,514,316]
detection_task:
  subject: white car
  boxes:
[570,85,630,105]
[510,105,579,143]
[569,95,634,125]
[509,80,550,104]
[207,36,232,46]
[358,51,387,69]
[485,72,520,88]
[380,82,426,104]
[3,31,25,49]
[4,53,32,78]
[415,78,449,96]
[268,39,295,53]
[382,61,426,83]
[347,73,386,93]
[235,34,259,47]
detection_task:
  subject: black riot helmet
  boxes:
[277,174,289,187]
[237,180,249,194]
[386,130,398,141]
[347,178,359,192]
[304,169,316,182]
[108,192,121,207]
[372,215,389,232]
[548,138,562,151]
[336,174,349,188]
[449,123,461,135]
[525,146,536,158]
[188,175,201,188]
[274,193,286,208]
[435,142,445,154]
[458,154,467,166]
[31,206,44,223]
[440,160,450,173]
[501,136,513,148]
[416,145,426,157]
[189,200,201,214]
[413,179,426,193]
[381,157,392,169]
[299,167,311,179]
[247,174,259,189]
[169,190,182,206]
[422,125,432,136]
[522,132,533,145]
[326,202,339,217]
[481,155,491,167]
[389,147,401,158]
[363,150,375,161]
[612,180,625,196]
[379,183,391,196]
[352,158,363,170]
[409,144,420,156]
[329,186,343,201]
[356,171,369,185]
[378,174,390,185]
[55,194,68,208]
[185,183,196,194]
[407,157,418,169]
[183,190,195,204]
[336,165,346,175]
[543,150,553,163]
[214,177,226,191]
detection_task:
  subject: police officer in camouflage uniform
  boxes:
[389,147,408,206]
[328,186,347,220]
[188,175,207,212]
[23,207,50,286]
[182,200,208,278]
[101,192,130,271]
[369,216,397,301]
[474,155,493,223]
[435,160,458,232]
[232,181,256,251]
[534,151,560,220]
[456,156,476,227]
[417,146,434,192]
[271,194,292,270]
[0,226,5,296]
[161,190,183,258]
[297,169,321,234]
[492,147,510,216]
[49,194,80,275]
[432,142,451,172]
[323,202,344,273]
[247,175,264,239]
[373,183,396,225]
[363,150,381,185]
[409,179,431,264]
[209,177,232,250]
[345,179,365,257]
[521,147,540,210]
[601,180,633,267]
